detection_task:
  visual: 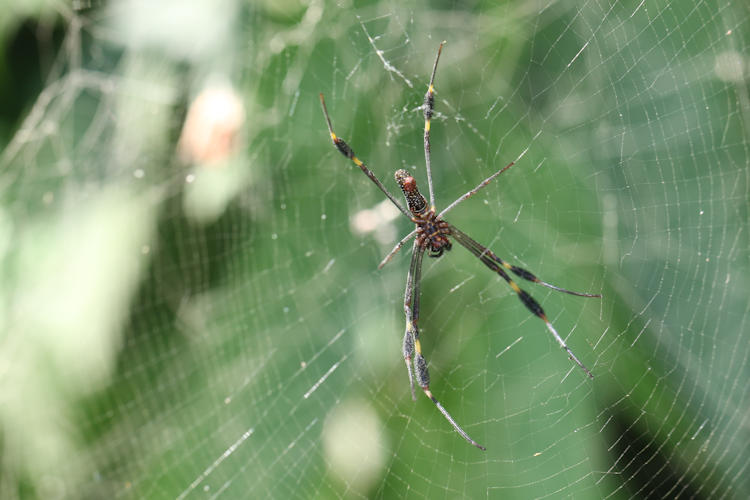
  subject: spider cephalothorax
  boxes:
[415,214,452,258]
[320,42,600,450]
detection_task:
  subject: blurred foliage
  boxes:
[1,0,749,499]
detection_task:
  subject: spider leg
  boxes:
[402,240,422,401]
[452,226,600,297]
[319,93,411,219]
[438,161,515,218]
[423,41,445,211]
[450,227,595,379]
[378,229,417,269]
[403,239,486,450]
[507,266,602,297]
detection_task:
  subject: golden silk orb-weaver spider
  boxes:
[319,42,601,450]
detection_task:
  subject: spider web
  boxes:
[1,0,749,498]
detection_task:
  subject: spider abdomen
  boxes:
[395,169,429,215]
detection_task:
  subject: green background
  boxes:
[1,0,748,498]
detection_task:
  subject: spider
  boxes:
[319,42,600,450]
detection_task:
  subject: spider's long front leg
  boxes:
[403,239,486,450]
[402,240,423,401]
[452,227,601,298]
[451,227,597,378]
